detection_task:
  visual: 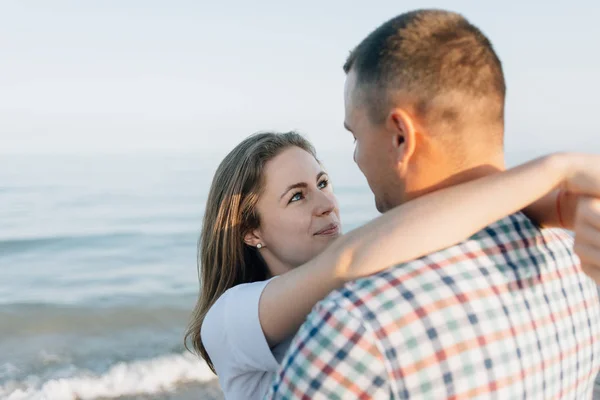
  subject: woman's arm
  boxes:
[259,153,600,347]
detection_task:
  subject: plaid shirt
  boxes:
[267,213,600,399]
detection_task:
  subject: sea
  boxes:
[0,151,378,400]
[1,150,599,399]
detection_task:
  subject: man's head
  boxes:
[343,9,506,212]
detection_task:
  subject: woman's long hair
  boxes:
[184,131,317,373]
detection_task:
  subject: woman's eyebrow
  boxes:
[280,182,307,200]
[279,171,327,200]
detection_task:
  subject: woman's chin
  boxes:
[313,232,341,251]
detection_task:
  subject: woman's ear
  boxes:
[243,229,263,248]
[387,108,417,165]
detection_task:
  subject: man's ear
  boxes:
[387,108,417,165]
[243,229,263,248]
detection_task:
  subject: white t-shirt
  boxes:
[201,278,293,400]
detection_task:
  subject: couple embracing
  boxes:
[187,9,600,399]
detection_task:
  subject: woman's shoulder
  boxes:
[203,279,274,327]
[201,278,277,360]
[200,277,280,398]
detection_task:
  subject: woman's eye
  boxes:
[289,192,303,203]
[318,179,329,189]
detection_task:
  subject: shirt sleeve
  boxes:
[265,298,390,400]
[201,278,280,400]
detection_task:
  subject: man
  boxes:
[267,9,600,399]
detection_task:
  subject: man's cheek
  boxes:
[354,147,364,170]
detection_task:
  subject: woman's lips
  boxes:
[314,223,340,236]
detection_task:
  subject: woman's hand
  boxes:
[525,153,600,229]
[573,197,600,285]
[552,153,600,284]
[561,153,600,196]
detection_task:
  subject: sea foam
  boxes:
[1,352,217,400]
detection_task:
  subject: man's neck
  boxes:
[404,157,506,203]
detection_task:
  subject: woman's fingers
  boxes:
[575,198,600,233]
[573,197,600,284]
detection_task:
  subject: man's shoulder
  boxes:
[319,212,576,316]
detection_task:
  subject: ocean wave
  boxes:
[0,230,197,256]
[0,233,140,254]
[0,185,62,194]
[0,301,195,338]
[0,363,20,381]
[0,352,217,400]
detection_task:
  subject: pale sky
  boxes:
[1,1,598,157]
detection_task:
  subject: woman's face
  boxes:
[250,146,341,276]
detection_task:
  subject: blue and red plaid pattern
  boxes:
[267,213,600,399]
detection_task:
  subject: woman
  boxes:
[185,131,600,400]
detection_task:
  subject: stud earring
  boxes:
[257,243,263,249]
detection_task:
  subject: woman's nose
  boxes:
[314,191,336,216]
